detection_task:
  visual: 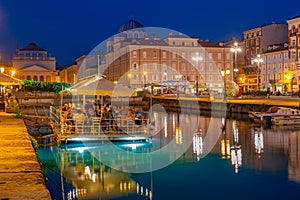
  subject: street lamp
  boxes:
[254,54,263,91]
[230,42,241,83]
[11,70,15,77]
[143,71,147,91]
[0,67,4,73]
[192,52,202,95]
[128,73,132,88]
[221,69,230,96]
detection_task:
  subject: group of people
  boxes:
[60,103,146,135]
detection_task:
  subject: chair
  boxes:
[92,117,101,135]
[75,118,84,135]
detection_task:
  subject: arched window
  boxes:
[33,75,38,81]
[40,76,44,82]
[26,75,31,80]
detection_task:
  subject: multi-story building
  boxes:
[287,15,300,92]
[12,42,57,82]
[242,22,288,91]
[260,43,290,93]
[100,20,234,94]
[59,64,78,84]
[243,22,288,65]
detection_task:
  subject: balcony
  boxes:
[269,79,275,84]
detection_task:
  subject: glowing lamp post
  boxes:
[128,73,132,88]
[192,52,202,95]
[230,42,241,83]
[254,54,263,92]
[11,70,16,77]
[143,71,147,91]
[221,69,230,96]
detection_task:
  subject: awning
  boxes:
[0,73,24,85]
[69,75,137,97]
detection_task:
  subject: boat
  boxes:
[271,115,300,125]
[249,106,300,124]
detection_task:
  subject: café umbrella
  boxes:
[69,75,136,97]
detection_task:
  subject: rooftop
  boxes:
[118,20,144,33]
[19,42,46,52]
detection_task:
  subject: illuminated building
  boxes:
[287,15,300,92]
[12,42,56,82]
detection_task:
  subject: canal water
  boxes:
[37,111,300,200]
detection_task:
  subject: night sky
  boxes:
[0,0,299,65]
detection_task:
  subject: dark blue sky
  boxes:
[0,0,299,65]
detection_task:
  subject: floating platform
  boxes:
[59,134,150,144]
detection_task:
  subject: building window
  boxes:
[182,42,185,46]
[191,75,194,81]
[226,53,230,60]
[246,41,249,47]
[133,63,138,70]
[209,75,212,81]
[163,74,167,80]
[133,51,137,58]
[134,74,138,80]
[182,62,186,70]
[182,52,186,58]
[33,75,38,81]
[218,53,222,60]
[153,74,158,81]
[217,63,221,70]
[143,63,147,70]
[191,42,194,46]
[256,38,259,45]
[200,64,204,71]
[40,76,44,82]
[200,75,204,80]
[46,76,51,82]
[226,63,230,69]
[153,62,157,70]
[172,52,176,59]
[172,62,176,69]
[172,41,176,46]
[153,51,157,58]
[26,75,31,80]
[209,63,213,71]
[143,51,147,58]
[162,52,167,58]
[256,48,259,54]
[292,51,296,59]
[298,38,300,46]
[208,53,212,59]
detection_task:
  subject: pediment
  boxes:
[20,65,53,72]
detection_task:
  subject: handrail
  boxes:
[50,106,150,136]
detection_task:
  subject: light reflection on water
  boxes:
[38,112,300,200]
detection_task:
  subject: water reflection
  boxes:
[38,112,300,200]
[39,142,153,200]
[230,120,242,173]
[254,126,264,156]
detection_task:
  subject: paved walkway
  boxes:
[0,111,51,200]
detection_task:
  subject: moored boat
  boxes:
[272,115,300,125]
[250,106,300,124]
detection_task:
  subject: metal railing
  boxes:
[50,106,150,136]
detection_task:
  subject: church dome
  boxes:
[118,20,144,33]
[19,42,46,51]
